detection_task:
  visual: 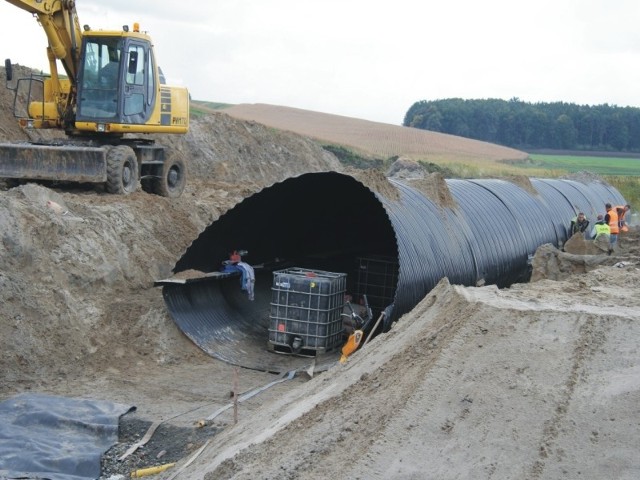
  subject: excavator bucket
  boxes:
[0,143,108,182]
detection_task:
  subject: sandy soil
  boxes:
[1,67,639,479]
[171,232,640,480]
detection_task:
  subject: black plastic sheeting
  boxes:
[162,172,625,372]
[0,393,134,480]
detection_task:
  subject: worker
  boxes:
[591,214,610,240]
[229,250,242,264]
[221,250,255,301]
[604,203,619,254]
[99,60,119,88]
[615,204,631,232]
[569,212,589,238]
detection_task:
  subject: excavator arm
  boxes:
[5,0,83,82]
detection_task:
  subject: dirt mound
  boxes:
[561,170,610,184]
[563,231,609,255]
[154,113,342,186]
[408,172,458,209]
[386,156,425,179]
[504,174,538,196]
[347,167,400,202]
[532,226,640,282]
[0,93,342,395]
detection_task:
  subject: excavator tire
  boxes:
[153,157,186,198]
[106,145,138,194]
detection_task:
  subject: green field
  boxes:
[190,100,234,118]
[526,154,640,176]
[518,154,639,208]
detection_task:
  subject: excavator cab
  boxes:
[74,30,188,135]
[76,34,158,127]
[1,1,190,197]
[6,30,188,136]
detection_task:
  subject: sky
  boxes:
[1,0,639,125]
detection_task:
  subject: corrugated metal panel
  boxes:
[162,173,626,371]
[162,272,336,372]
[380,180,477,323]
[534,178,626,228]
[530,179,575,244]
[447,179,531,287]
[537,179,598,220]
[470,179,559,252]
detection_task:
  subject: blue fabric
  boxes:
[222,263,255,300]
[223,263,245,285]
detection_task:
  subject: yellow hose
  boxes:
[130,463,176,478]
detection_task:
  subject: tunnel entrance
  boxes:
[162,172,399,372]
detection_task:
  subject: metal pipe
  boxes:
[162,173,625,371]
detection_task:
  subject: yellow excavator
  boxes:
[0,0,190,197]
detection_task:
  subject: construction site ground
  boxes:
[1,74,639,477]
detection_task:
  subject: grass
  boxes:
[521,154,640,177]
[514,154,640,207]
[190,100,234,118]
[604,176,640,211]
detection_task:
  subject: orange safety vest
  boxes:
[607,208,619,234]
[615,205,627,221]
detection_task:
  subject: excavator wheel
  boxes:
[106,146,138,194]
[153,158,186,198]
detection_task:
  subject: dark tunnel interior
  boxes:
[166,172,400,371]
[175,172,399,310]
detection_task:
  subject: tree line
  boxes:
[403,98,640,152]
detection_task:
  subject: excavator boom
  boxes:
[5,0,82,81]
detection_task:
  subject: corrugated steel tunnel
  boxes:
[161,172,626,372]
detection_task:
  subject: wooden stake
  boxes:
[362,312,385,348]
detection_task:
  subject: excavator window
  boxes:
[77,37,122,119]
[123,44,146,116]
[125,47,145,86]
[147,51,155,104]
[127,50,139,76]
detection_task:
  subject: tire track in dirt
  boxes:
[529,313,605,478]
